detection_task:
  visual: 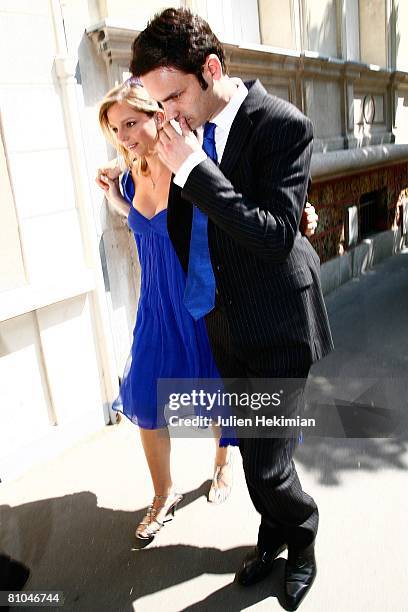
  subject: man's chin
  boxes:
[180,117,198,130]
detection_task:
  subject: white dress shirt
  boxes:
[173,78,248,187]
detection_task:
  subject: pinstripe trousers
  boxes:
[205,306,319,551]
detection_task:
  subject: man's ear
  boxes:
[204,54,223,81]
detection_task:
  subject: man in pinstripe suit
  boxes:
[132,8,334,610]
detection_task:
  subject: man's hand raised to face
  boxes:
[157,117,202,174]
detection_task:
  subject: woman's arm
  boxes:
[96,170,130,218]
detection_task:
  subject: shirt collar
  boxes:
[210,78,248,132]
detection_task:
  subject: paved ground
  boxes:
[1,250,408,612]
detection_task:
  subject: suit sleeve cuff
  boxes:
[173,150,207,188]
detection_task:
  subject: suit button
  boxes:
[216,265,221,271]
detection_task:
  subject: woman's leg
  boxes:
[136,427,182,539]
[139,426,173,495]
[212,424,229,465]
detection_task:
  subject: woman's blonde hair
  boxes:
[99,80,161,175]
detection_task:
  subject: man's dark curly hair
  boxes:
[130,8,227,91]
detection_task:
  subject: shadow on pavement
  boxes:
[0,485,287,611]
[294,434,408,486]
[181,558,287,611]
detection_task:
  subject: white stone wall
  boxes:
[0,2,86,282]
[0,294,105,478]
[0,0,115,481]
[0,131,26,292]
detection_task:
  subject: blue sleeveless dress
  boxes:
[112,171,237,446]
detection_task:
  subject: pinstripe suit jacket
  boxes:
[167,80,333,366]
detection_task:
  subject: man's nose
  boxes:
[163,102,177,122]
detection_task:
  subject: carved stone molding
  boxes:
[86,21,400,86]
[86,21,137,65]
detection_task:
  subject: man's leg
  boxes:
[236,348,318,608]
[240,435,318,551]
[205,309,318,545]
[205,312,318,606]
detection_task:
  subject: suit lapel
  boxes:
[219,112,252,177]
[219,80,266,178]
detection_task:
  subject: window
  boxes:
[358,189,388,238]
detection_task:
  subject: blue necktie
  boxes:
[183,122,217,320]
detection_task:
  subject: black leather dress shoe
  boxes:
[285,542,316,610]
[236,544,287,586]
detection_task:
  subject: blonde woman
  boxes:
[97,80,239,542]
